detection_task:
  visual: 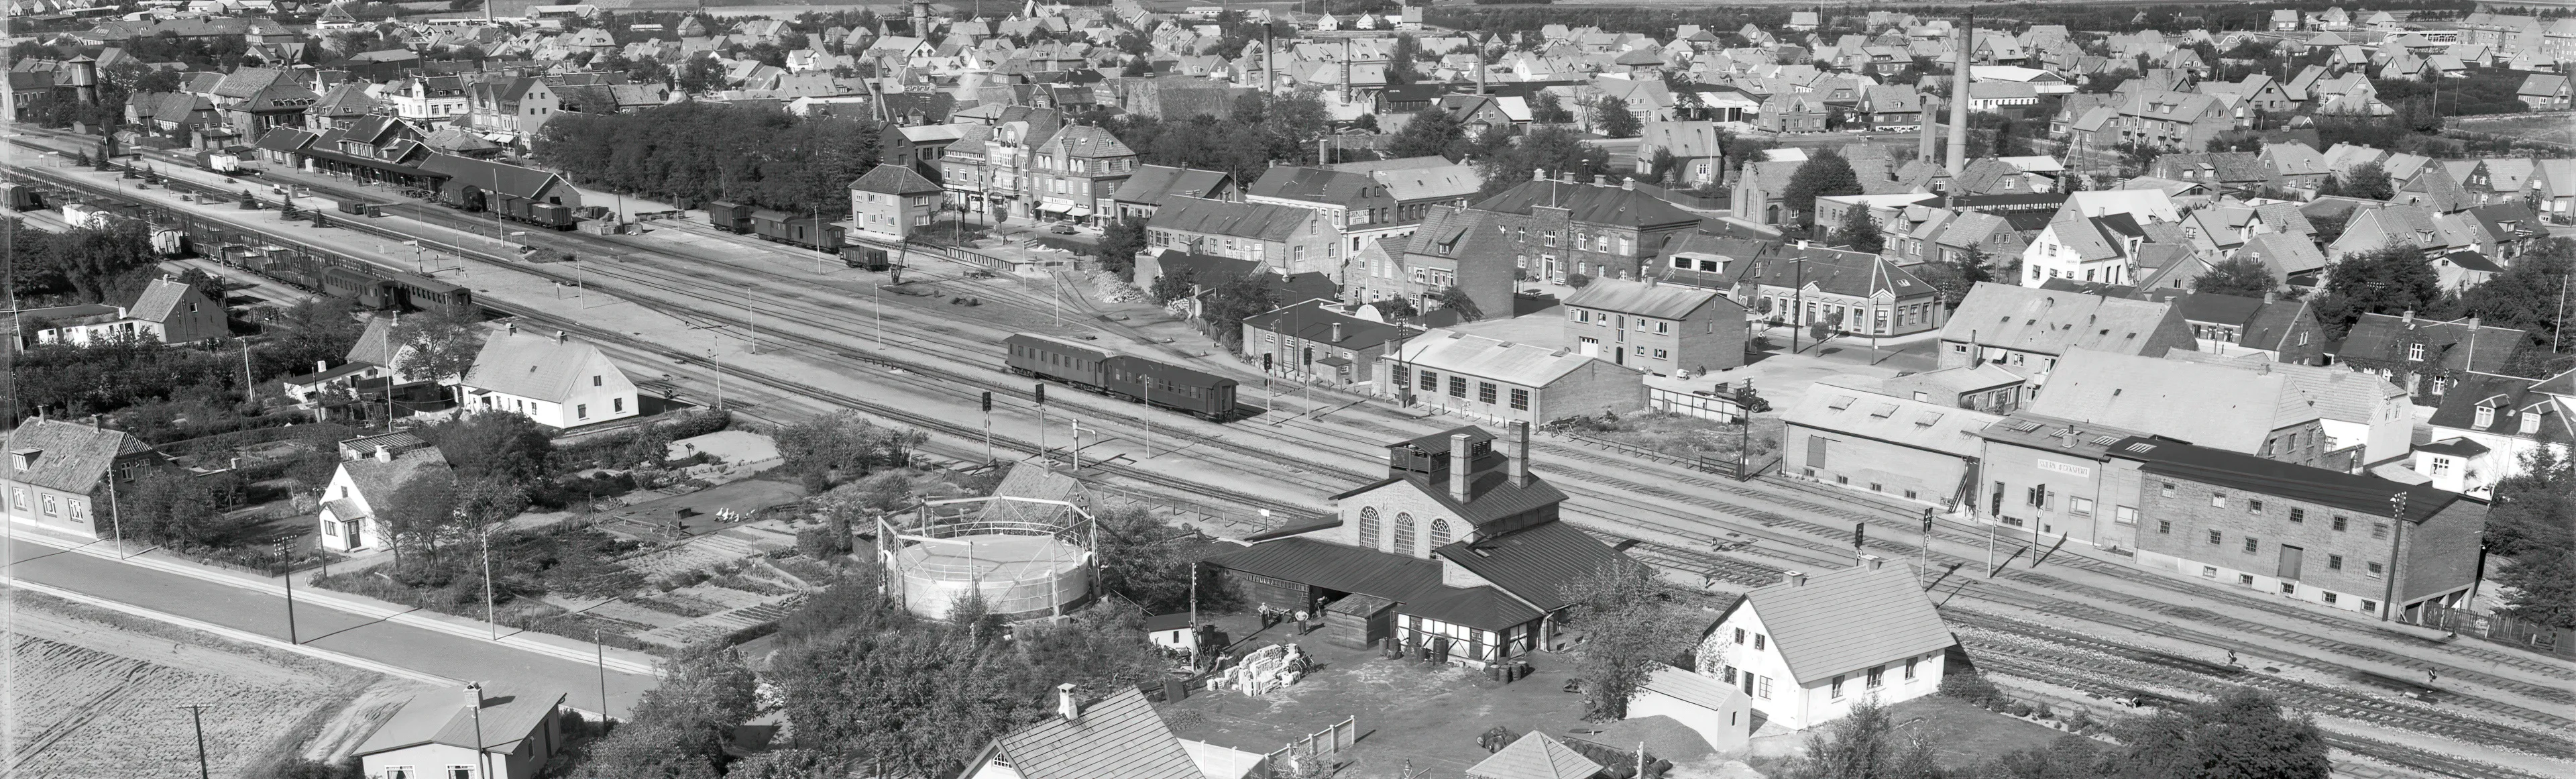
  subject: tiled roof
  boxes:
[459,329,612,404]
[1247,166,1380,205]
[1467,733,1604,779]
[124,278,199,325]
[1939,282,2178,357]
[2424,371,2571,443]
[993,688,1200,779]
[2337,314,2524,374]
[1732,562,1954,682]
[3,419,148,493]
[1640,664,1744,711]
[1470,178,1700,228]
[2162,350,2405,426]
[850,163,942,195]
[2029,348,2320,454]
[339,446,447,515]
[1242,300,1413,350]
[1115,164,1229,206]
[1147,197,1313,242]
[357,688,563,757]
[416,154,561,200]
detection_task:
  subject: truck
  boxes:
[60,203,119,229]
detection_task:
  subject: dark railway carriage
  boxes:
[1104,358,1236,419]
[706,201,753,233]
[386,272,474,313]
[1004,333,1239,420]
[1006,333,1111,388]
[748,210,845,252]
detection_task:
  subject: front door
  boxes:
[2278,545,2305,580]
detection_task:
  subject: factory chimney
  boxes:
[1946,14,1975,177]
[1447,431,1472,503]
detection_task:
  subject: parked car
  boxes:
[1047,223,1077,234]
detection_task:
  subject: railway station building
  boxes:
[1205,425,1634,669]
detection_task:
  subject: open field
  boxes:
[2449,114,2576,152]
[3,591,416,779]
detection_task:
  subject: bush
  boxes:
[1567,272,1592,289]
[1939,664,2003,705]
[2007,701,2033,717]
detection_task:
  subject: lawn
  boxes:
[1553,411,1783,463]
[1883,695,2085,770]
[2449,113,2576,152]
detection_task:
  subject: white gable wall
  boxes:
[1696,599,1949,730]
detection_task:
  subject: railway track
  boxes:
[19,144,2574,775]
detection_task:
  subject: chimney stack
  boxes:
[1448,431,1473,503]
[1784,570,1808,587]
[506,321,518,334]
[1862,554,1884,570]
[375,445,392,463]
[2402,309,2416,326]
[1057,683,1082,722]
[88,414,101,429]
[1918,95,1939,164]
[316,359,329,372]
[556,330,570,344]
[1509,421,1530,487]
[1946,15,1974,177]
[2262,290,2277,304]
[463,682,484,711]
[1331,322,1343,343]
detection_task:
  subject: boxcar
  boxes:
[1,182,42,211]
[1104,357,1237,420]
[748,211,844,252]
[1005,333,1111,390]
[843,245,890,270]
[527,202,575,229]
[706,201,753,233]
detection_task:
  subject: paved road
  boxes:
[3,535,658,717]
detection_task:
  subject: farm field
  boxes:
[2450,113,2576,151]
[3,592,419,779]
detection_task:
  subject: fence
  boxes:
[1262,716,1359,776]
[2396,602,2572,659]
[1556,431,1751,480]
[1647,385,1750,423]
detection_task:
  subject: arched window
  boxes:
[1394,513,1417,556]
[1358,507,1382,549]
[1429,518,1452,548]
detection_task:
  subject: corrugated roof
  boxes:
[1785,380,2001,458]
[2115,437,2477,524]
[2027,348,2318,453]
[1640,664,1744,711]
[1561,278,1725,321]
[357,688,563,757]
[1432,521,1630,612]
[1734,563,1955,682]
[1398,329,1617,388]
[124,278,199,325]
[1205,537,1544,630]
[3,419,148,493]
[995,688,1200,779]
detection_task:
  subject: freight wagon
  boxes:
[1,182,42,211]
[748,209,845,253]
[706,201,753,233]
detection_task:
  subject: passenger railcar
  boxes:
[1004,333,1239,420]
[748,210,845,253]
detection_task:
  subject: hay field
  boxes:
[3,594,418,778]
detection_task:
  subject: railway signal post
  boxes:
[981,391,995,464]
[1036,382,1050,470]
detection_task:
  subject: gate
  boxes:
[1261,716,1359,778]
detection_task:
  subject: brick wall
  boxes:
[2133,472,2478,615]
[1788,423,1976,506]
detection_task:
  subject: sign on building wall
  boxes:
[2035,459,2092,478]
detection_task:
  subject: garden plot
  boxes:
[3,597,398,779]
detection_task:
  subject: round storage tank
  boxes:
[891,533,1090,621]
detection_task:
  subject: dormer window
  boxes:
[2475,406,2495,429]
[2408,343,2425,361]
[2522,413,2543,435]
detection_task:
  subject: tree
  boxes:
[775,411,920,486]
[2190,257,2276,297]
[575,645,757,778]
[391,308,482,404]
[2109,688,2329,779]
[1475,126,1610,199]
[1435,284,1483,321]
[114,468,250,550]
[1782,698,1944,779]
[1387,34,1420,85]
[1390,109,1469,160]
[1912,245,1991,311]
[1556,562,1693,721]
[423,413,553,486]
[1779,149,1861,227]
[1529,90,1575,123]
[1199,270,1279,345]
[378,470,459,566]
[2334,162,2395,201]
[1833,205,1883,254]
[1589,95,1641,138]
[2309,242,2452,338]
[2462,238,2575,354]
[1098,216,1150,278]
[1371,296,1420,321]
[1093,506,1205,613]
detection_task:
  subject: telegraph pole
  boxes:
[276,539,298,644]
[595,629,612,729]
[180,705,213,779]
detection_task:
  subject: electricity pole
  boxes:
[480,523,498,641]
[180,705,213,779]
[276,539,298,644]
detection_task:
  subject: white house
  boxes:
[315,431,448,554]
[2021,213,2149,287]
[963,685,1259,779]
[1694,558,1957,731]
[355,684,566,779]
[457,326,638,429]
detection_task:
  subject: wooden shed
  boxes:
[1322,594,1397,649]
